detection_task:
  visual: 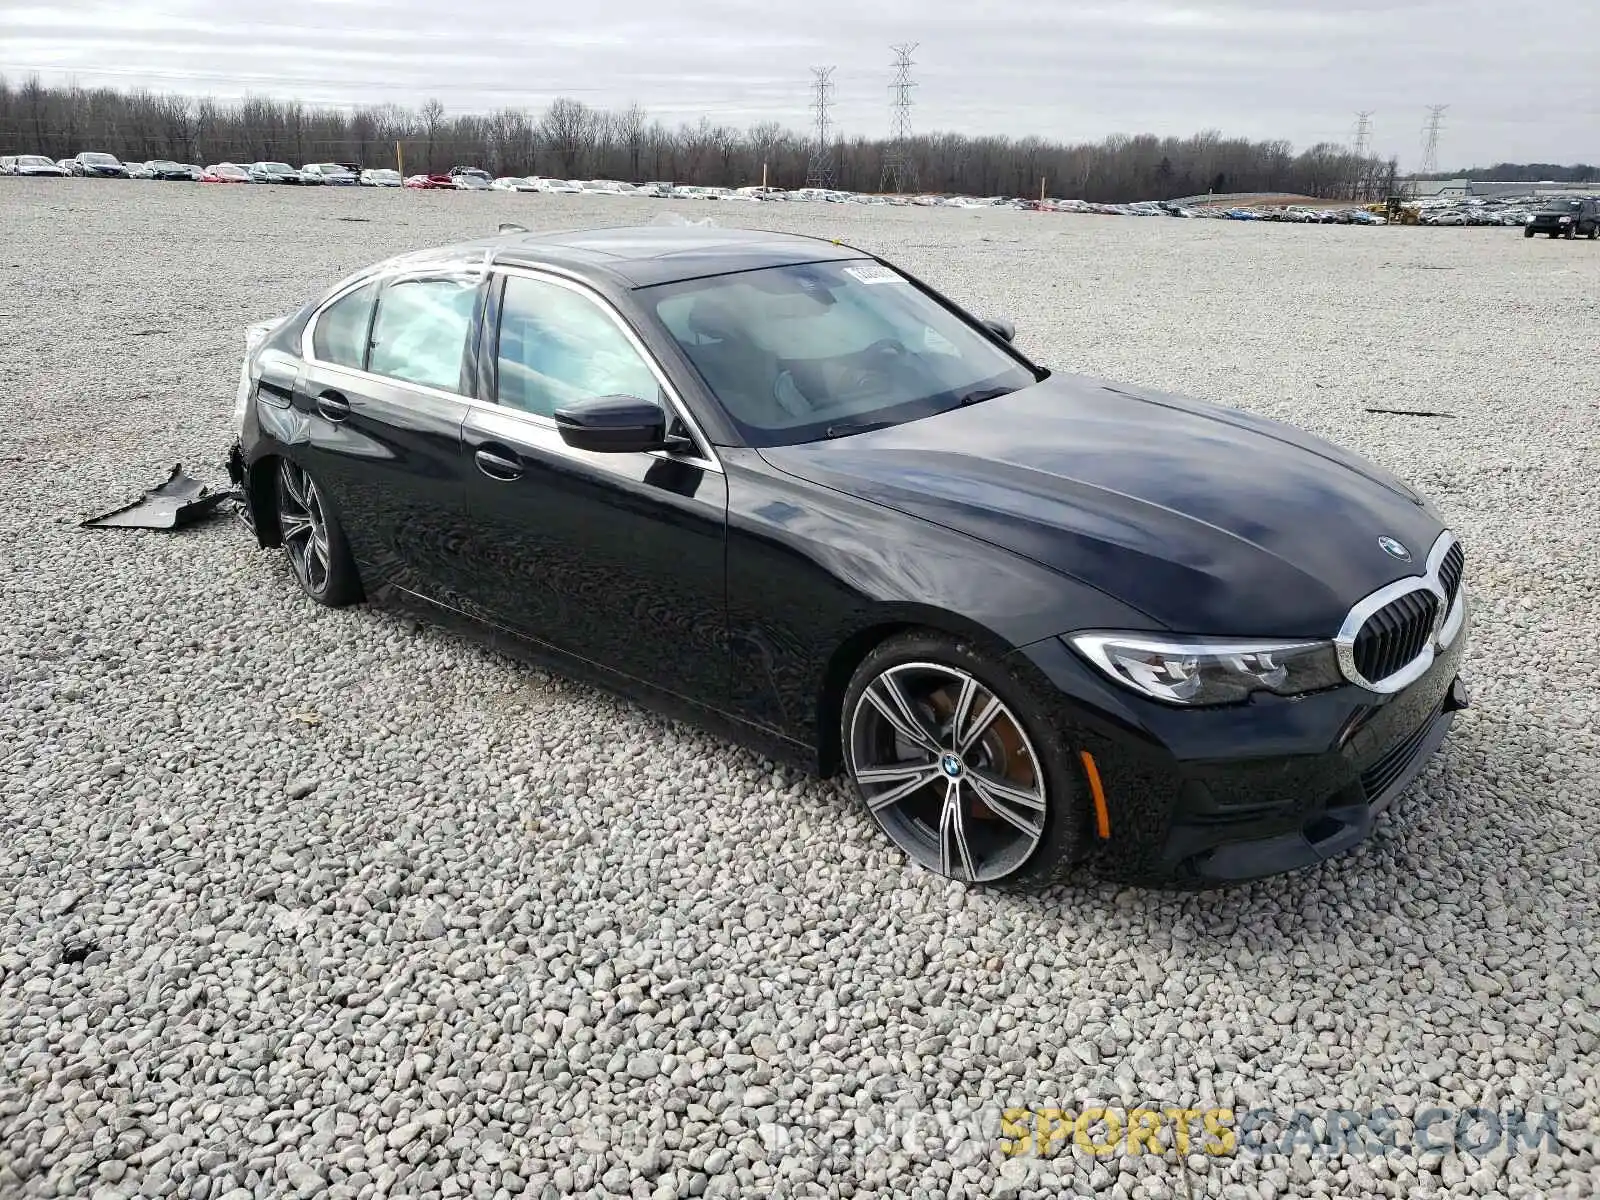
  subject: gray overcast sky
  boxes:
[2,0,1593,168]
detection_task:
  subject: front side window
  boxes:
[311,281,378,369]
[495,275,661,418]
[644,259,1036,446]
[367,278,479,392]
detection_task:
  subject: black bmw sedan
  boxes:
[225,225,1469,887]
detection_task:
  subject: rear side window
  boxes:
[311,282,378,369]
[367,277,479,393]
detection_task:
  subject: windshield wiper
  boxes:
[823,419,900,439]
[954,385,1016,407]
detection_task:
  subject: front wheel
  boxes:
[275,460,362,607]
[841,631,1086,887]
[1524,227,1535,238]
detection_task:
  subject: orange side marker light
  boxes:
[1079,750,1111,839]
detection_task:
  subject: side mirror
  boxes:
[553,395,667,454]
[982,317,1016,343]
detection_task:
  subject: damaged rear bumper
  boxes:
[226,441,256,533]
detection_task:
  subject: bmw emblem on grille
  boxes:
[1377,536,1411,562]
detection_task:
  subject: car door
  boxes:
[457,268,729,704]
[291,268,484,605]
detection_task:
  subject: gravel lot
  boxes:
[2,180,1598,1200]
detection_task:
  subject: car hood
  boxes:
[758,375,1447,637]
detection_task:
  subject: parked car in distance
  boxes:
[202,163,252,183]
[3,154,68,176]
[226,224,1470,889]
[359,168,403,187]
[639,181,675,197]
[491,176,538,191]
[249,161,301,184]
[449,166,493,183]
[71,152,129,177]
[583,179,642,196]
[143,159,194,181]
[534,178,583,194]
[127,161,155,179]
[403,173,456,189]
[301,163,358,185]
[1525,198,1599,239]
[453,173,490,190]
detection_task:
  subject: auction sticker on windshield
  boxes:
[844,263,907,285]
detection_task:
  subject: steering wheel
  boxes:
[833,338,909,398]
[861,337,908,359]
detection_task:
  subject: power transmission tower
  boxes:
[1353,111,1373,158]
[1420,105,1447,176]
[878,42,919,194]
[805,67,836,189]
[1351,111,1374,201]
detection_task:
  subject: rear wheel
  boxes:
[275,460,361,607]
[841,631,1086,887]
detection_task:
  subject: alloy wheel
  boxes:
[848,661,1048,882]
[277,461,332,596]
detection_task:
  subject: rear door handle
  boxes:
[315,390,351,422]
[474,446,523,481]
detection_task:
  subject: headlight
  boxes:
[1066,632,1344,706]
[1559,216,1571,224]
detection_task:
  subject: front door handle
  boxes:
[315,390,351,422]
[474,446,523,481]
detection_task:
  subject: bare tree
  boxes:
[539,97,601,176]
[615,103,648,181]
[420,98,445,170]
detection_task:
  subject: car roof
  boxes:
[427,225,870,288]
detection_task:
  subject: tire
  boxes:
[1524,227,1535,238]
[840,629,1086,888]
[1565,226,1576,239]
[274,459,362,607]
[1589,226,1598,240]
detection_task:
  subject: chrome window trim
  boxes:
[1333,529,1463,694]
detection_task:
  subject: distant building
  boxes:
[1405,178,1596,199]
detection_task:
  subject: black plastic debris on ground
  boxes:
[1364,407,1457,418]
[82,463,241,530]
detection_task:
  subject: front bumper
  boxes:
[1014,613,1470,885]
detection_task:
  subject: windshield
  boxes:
[20,156,52,166]
[263,162,291,171]
[83,153,118,164]
[645,259,1037,447]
